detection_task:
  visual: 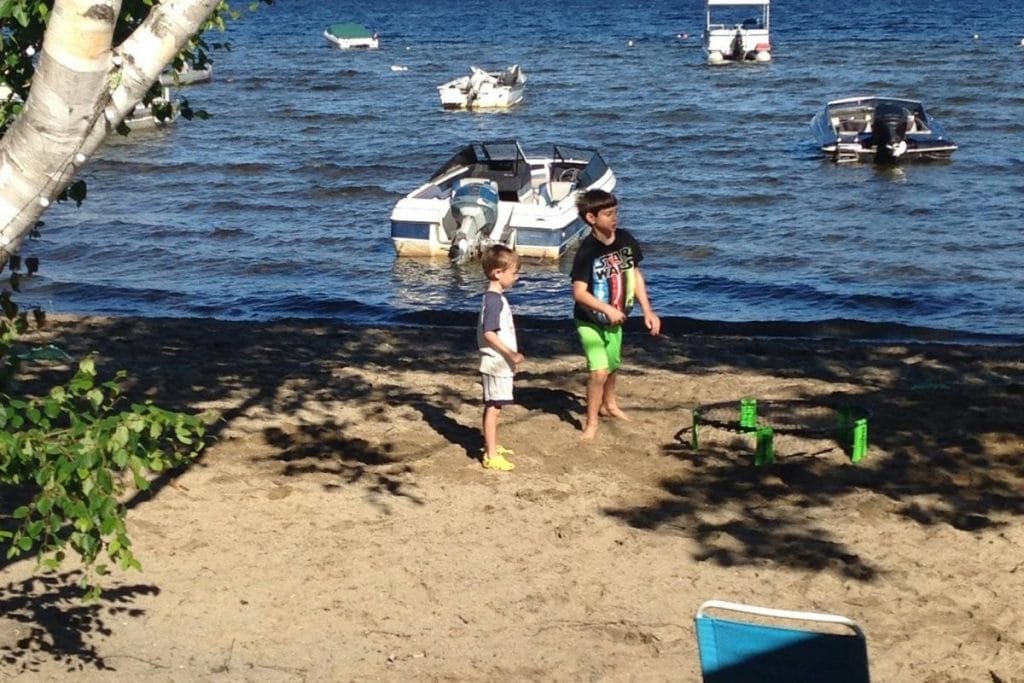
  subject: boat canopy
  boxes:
[326,22,374,39]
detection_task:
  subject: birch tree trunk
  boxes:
[0,0,223,266]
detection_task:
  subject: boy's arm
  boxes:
[483,330,524,369]
[633,268,661,336]
[573,280,627,325]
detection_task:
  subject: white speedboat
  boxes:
[437,65,525,110]
[323,23,379,50]
[390,140,615,261]
[810,96,958,163]
[703,0,772,64]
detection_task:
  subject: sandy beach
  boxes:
[1,314,1022,681]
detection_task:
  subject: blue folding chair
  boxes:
[695,600,871,683]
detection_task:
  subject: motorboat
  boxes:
[390,140,615,261]
[122,86,179,130]
[159,62,213,86]
[437,65,526,110]
[703,0,772,64]
[323,22,379,50]
[810,96,958,163]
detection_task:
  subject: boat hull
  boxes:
[158,65,212,86]
[438,83,525,110]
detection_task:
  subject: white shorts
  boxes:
[482,374,514,406]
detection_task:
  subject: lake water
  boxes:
[15,0,1024,342]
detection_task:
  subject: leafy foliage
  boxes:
[1,290,213,600]
[0,0,274,134]
[0,0,272,599]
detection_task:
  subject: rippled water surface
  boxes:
[17,0,1024,339]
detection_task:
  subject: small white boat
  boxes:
[390,140,615,261]
[159,62,213,86]
[323,23,379,50]
[437,65,525,110]
[703,0,772,64]
[122,86,179,130]
[810,96,958,163]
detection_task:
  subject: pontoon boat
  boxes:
[703,0,772,64]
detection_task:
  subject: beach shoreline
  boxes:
[2,313,1022,680]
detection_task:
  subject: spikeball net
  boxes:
[683,398,872,466]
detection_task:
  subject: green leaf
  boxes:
[100,512,116,535]
[111,423,129,449]
[43,398,61,418]
[12,4,28,27]
[86,388,103,409]
[12,505,29,519]
[175,427,193,445]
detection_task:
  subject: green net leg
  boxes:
[851,418,868,463]
[754,427,775,466]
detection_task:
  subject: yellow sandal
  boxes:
[482,453,515,471]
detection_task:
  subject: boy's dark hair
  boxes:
[576,189,618,224]
[481,244,519,279]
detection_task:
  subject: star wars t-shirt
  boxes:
[570,229,643,327]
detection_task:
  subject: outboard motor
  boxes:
[448,178,499,263]
[871,102,910,162]
[730,29,746,61]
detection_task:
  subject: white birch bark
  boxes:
[0,0,223,264]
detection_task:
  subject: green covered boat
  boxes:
[324,22,379,50]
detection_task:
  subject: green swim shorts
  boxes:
[575,319,623,372]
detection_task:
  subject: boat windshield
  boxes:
[552,145,609,188]
[429,140,532,199]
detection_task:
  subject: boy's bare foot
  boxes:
[581,422,599,440]
[599,405,631,421]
